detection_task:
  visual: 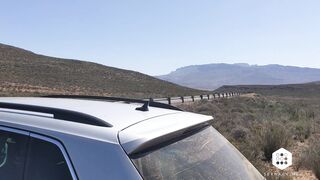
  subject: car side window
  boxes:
[24,137,73,180]
[0,129,29,180]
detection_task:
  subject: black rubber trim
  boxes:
[0,102,112,127]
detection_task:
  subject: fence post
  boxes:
[149,98,154,102]
[181,96,184,103]
[222,93,225,98]
[191,96,194,102]
[167,97,171,105]
[207,94,210,100]
[218,93,221,98]
[200,95,203,100]
[213,94,216,99]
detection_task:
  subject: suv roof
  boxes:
[0,97,180,129]
[0,97,213,154]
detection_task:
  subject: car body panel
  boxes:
[0,112,142,180]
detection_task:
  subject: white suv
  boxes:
[0,96,264,180]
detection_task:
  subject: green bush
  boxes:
[231,127,248,141]
[259,122,291,161]
[293,120,311,142]
[302,139,320,179]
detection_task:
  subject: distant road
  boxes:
[147,92,242,105]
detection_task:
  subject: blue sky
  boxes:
[1,0,320,75]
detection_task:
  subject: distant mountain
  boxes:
[0,43,205,97]
[157,63,320,90]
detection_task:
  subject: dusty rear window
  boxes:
[132,126,264,180]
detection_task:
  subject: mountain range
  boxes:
[157,63,320,90]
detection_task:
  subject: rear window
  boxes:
[0,128,73,180]
[24,137,73,180]
[0,130,28,180]
[131,126,264,180]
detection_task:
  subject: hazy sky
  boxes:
[1,0,320,75]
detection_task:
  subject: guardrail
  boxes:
[146,92,241,105]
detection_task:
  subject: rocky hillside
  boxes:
[0,43,205,98]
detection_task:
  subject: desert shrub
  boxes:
[192,101,218,115]
[293,120,311,142]
[301,139,320,179]
[259,122,291,161]
[310,149,320,179]
[230,108,244,113]
[244,113,255,121]
[231,127,248,141]
[288,107,300,121]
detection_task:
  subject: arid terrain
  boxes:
[0,43,205,98]
[178,93,320,180]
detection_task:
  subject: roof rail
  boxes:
[0,102,112,127]
[42,95,183,111]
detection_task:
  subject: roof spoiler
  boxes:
[128,122,211,157]
[118,112,214,157]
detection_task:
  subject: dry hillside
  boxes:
[0,43,205,98]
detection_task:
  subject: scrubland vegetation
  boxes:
[178,95,320,179]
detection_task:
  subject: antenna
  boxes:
[135,101,149,112]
